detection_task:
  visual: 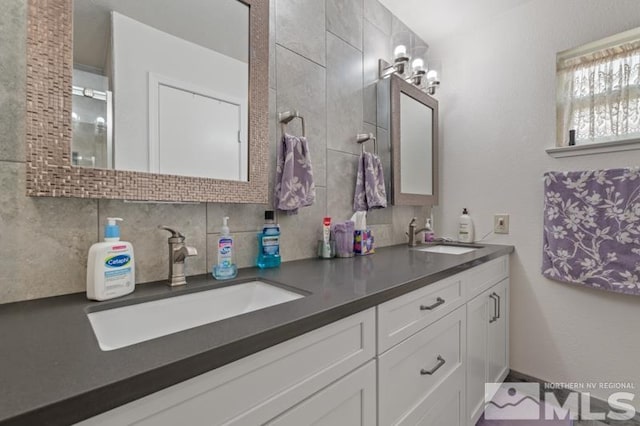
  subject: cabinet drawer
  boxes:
[378,306,466,426]
[465,256,508,299]
[396,368,465,426]
[377,274,465,353]
[265,360,377,426]
[77,309,376,426]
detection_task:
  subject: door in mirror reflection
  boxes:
[400,93,433,196]
[72,0,249,181]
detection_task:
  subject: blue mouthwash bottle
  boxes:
[257,210,281,269]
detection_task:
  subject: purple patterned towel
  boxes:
[274,133,316,215]
[542,167,640,295]
[353,151,387,211]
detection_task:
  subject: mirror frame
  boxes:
[390,75,439,206]
[25,0,269,203]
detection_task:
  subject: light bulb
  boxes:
[72,112,79,122]
[426,70,439,81]
[411,58,424,72]
[393,45,407,59]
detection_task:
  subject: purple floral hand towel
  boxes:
[353,151,387,211]
[542,167,640,295]
[274,133,316,215]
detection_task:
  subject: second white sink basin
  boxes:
[88,281,304,351]
[414,245,478,255]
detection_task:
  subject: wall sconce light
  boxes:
[425,69,440,95]
[378,46,441,95]
[379,45,411,79]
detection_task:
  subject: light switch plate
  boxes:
[494,214,510,234]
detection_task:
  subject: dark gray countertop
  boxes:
[0,243,513,426]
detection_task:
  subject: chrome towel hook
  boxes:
[356,133,378,155]
[279,110,306,137]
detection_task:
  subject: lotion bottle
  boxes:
[87,218,135,301]
[458,208,475,243]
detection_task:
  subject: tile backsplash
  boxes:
[0,0,430,304]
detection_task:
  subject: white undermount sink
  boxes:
[87,281,304,351]
[414,245,479,255]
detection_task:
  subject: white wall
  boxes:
[112,12,248,178]
[431,0,640,407]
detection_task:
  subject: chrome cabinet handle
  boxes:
[420,355,446,375]
[420,297,445,311]
[489,294,498,323]
[493,292,501,319]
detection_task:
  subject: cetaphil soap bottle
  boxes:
[87,218,135,301]
[213,216,237,280]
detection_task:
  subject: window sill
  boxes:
[546,138,640,158]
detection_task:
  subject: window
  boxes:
[556,27,640,147]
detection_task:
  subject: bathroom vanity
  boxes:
[0,244,512,426]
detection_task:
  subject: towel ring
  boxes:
[356,133,378,155]
[279,110,306,137]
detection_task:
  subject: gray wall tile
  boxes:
[98,200,207,285]
[207,203,266,234]
[0,162,98,303]
[327,150,359,222]
[326,0,363,51]
[276,45,327,187]
[327,33,363,155]
[275,0,326,66]
[363,20,391,125]
[279,186,327,262]
[364,0,391,36]
[0,0,26,162]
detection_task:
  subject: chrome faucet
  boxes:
[407,217,430,247]
[159,226,198,286]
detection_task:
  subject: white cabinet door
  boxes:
[466,287,490,426]
[266,360,377,426]
[466,279,510,426]
[488,279,509,384]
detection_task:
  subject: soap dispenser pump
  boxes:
[213,216,237,280]
[458,208,475,243]
[87,217,136,301]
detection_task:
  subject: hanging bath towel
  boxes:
[274,133,316,215]
[353,151,387,212]
[542,167,640,295]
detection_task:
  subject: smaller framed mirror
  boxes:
[389,75,439,206]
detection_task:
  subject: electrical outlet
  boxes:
[494,214,510,234]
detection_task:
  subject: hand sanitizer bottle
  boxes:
[87,218,135,301]
[213,216,237,280]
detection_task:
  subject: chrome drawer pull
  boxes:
[420,297,445,311]
[489,294,498,323]
[420,355,446,375]
[493,292,501,319]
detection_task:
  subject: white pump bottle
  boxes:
[87,217,136,300]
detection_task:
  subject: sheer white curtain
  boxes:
[557,40,640,146]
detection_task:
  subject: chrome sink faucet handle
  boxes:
[407,217,418,247]
[158,226,198,287]
[407,217,432,247]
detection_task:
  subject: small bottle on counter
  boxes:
[458,208,475,243]
[257,210,281,269]
[87,218,135,301]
